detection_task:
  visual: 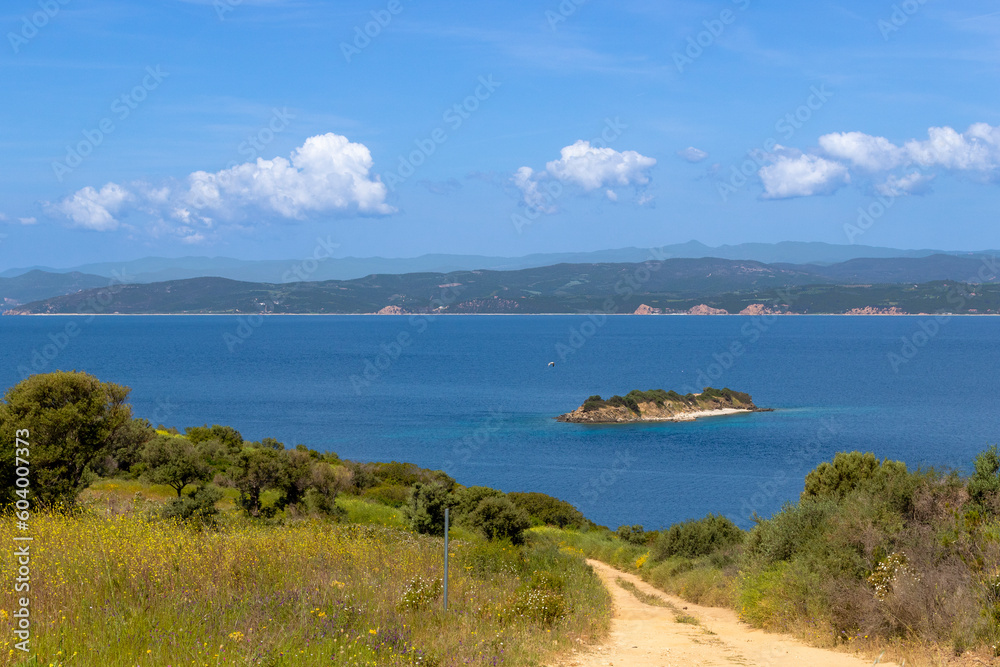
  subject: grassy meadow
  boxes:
[0,492,610,666]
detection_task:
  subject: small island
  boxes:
[556,387,770,423]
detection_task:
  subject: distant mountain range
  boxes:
[3,241,997,284]
[6,254,1000,315]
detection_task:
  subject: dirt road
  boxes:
[556,559,900,667]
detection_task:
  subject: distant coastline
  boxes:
[5,312,1000,317]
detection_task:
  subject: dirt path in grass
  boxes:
[554,559,901,667]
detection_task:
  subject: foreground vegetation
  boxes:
[537,450,1000,665]
[0,507,609,666]
[0,372,610,665]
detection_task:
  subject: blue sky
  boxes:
[2,0,1000,267]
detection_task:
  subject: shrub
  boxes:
[606,395,627,408]
[466,496,531,544]
[303,487,346,519]
[362,484,410,507]
[507,491,591,529]
[744,499,837,566]
[453,485,505,518]
[802,451,908,502]
[655,514,744,559]
[403,483,453,535]
[160,484,223,525]
[968,445,1000,512]
[184,424,243,453]
[616,524,648,546]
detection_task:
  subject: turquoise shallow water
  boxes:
[1,314,997,529]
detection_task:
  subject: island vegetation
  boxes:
[1,372,998,665]
[558,386,766,423]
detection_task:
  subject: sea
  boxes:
[2,314,997,530]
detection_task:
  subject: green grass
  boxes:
[0,484,611,666]
[336,495,407,527]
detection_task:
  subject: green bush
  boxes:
[403,482,453,535]
[160,484,223,525]
[466,496,531,544]
[362,483,410,507]
[507,491,591,529]
[184,424,243,453]
[398,576,443,610]
[743,499,837,566]
[655,514,744,559]
[802,451,908,501]
[453,485,505,518]
[303,487,346,519]
[606,395,626,408]
[968,445,1000,512]
[616,524,648,545]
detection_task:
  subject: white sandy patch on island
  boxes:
[641,407,750,422]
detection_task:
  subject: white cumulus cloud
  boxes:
[903,124,1000,171]
[759,154,850,199]
[513,140,656,211]
[545,140,656,190]
[48,183,132,231]
[875,171,934,197]
[184,133,394,218]
[819,132,907,171]
[47,133,393,236]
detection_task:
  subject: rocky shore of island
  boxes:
[556,387,771,424]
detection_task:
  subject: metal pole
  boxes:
[443,507,449,611]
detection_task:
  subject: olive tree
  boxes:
[0,371,132,505]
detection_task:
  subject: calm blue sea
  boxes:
[1,314,997,529]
